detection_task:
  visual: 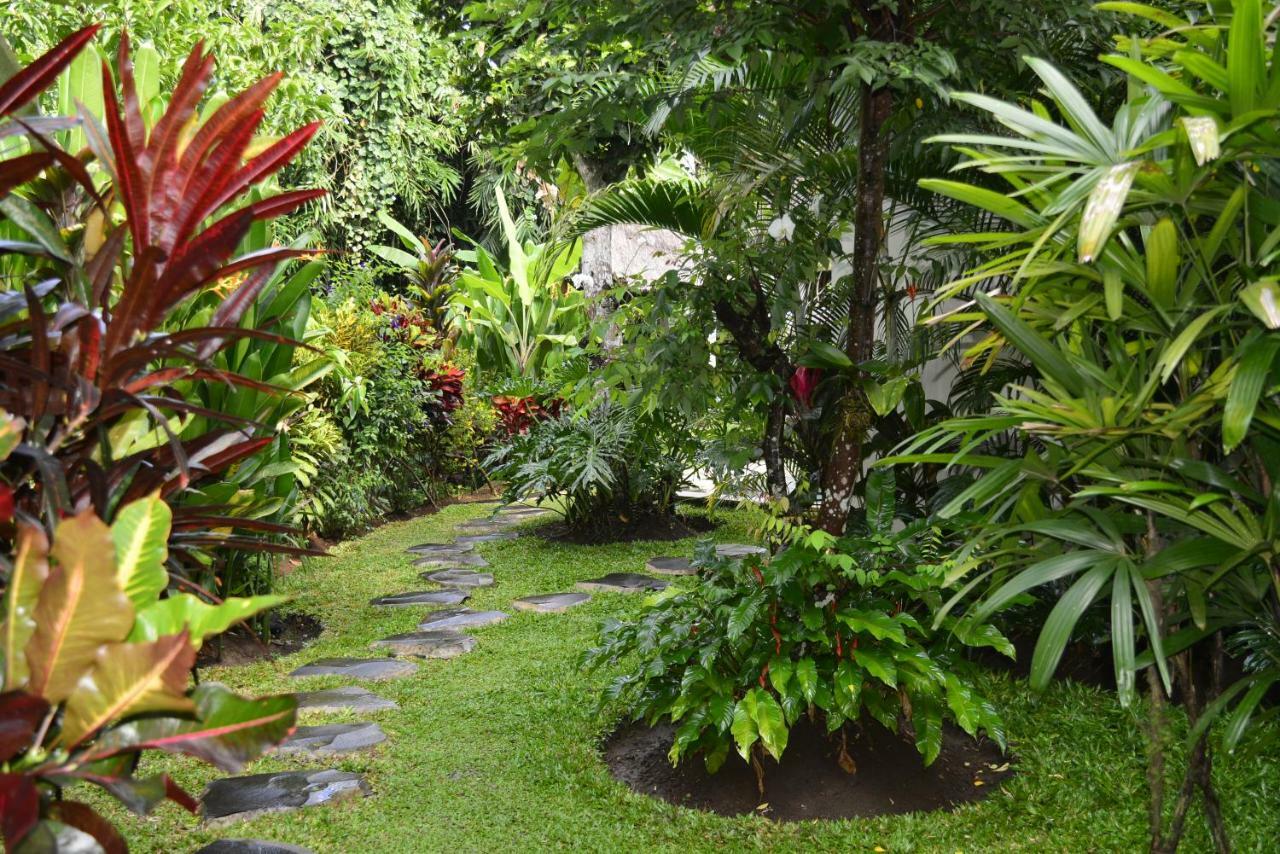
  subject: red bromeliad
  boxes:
[789,366,821,408]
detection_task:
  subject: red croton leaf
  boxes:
[0,773,39,850]
[0,24,101,117]
[0,691,49,761]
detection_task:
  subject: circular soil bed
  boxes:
[604,717,1013,821]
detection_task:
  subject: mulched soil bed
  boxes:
[604,716,1013,822]
[537,513,717,545]
[197,612,324,667]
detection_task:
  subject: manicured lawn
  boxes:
[101,502,1280,852]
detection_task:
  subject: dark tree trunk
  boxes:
[816,79,893,535]
[713,286,792,498]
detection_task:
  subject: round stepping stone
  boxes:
[289,657,417,680]
[647,556,695,576]
[276,723,387,756]
[576,572,669,593]
[406,542,473,554]
[715,543,768,558]
[413,553,490,568]
[294,686,396,713]
[372,630,476,659]
[424,569,494,588]
[197,842,315,854]
[371,589,470,607]
[202,770,370,827]
[417,608,510,631]
[512,592,591,613]
[455,531,519,544]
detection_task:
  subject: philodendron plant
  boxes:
[0,453,295,851]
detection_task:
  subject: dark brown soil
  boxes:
[197,612,324,667]
[539,513,717,545]
[604,717,1013,821]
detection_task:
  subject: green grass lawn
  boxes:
[102,502,1280,852]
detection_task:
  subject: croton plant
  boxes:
[0,469,294,851]
[0,23,324,852]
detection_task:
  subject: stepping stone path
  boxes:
[413,553,489,568]
[277,723,387,756]
[196,841,316,854]
[373,630,477,659]
[371,589,470,607]
[294,686,397,713]
[455,531,519,544]
[576,572,668,593]
[424,568,494,588]
[290,657,417,681]
[407,541,474,554]
[418,608,509,631]
[715,543,769,558]
[512,592,591,613]
[646,556,695,576]
[202,770,370,827]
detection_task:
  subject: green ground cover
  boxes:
[102,503,1280,853]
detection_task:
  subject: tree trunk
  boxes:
[573,153,623,336]
[816,79,893,535]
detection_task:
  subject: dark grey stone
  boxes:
[289,657,417,680]
[201,770,370,826]
[511,592,591,613]
[424,568,494,588]
[576,572,668,593]
[294,686,397,713]
[417,608,510,631]
[454,531,519,544]
[413,553,490,568]
[715,543,768,558]
[276,723,387,756]
[196,842,314,854]
[371,589,470,607]
[372,630,476,659]
[406,542,473,554]
[646,556,695,576]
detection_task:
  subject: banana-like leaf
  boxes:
[24,512,134,703]
[111,495,171,608]
[128,593,288,649]
[59,632,196,747]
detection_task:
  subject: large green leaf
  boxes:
[111,495,171,608]
[128,594,288,650]
[59,632,196,747]
[25,512,134,703]
[90,683,296,773]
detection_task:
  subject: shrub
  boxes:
[583,473,1005,791]
[485,402,694,533]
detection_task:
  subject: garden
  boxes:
[0,0,1278,851]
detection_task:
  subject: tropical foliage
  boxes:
[885,3,1280,849]
[0,487,294,851]
[584,473,1005,790]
